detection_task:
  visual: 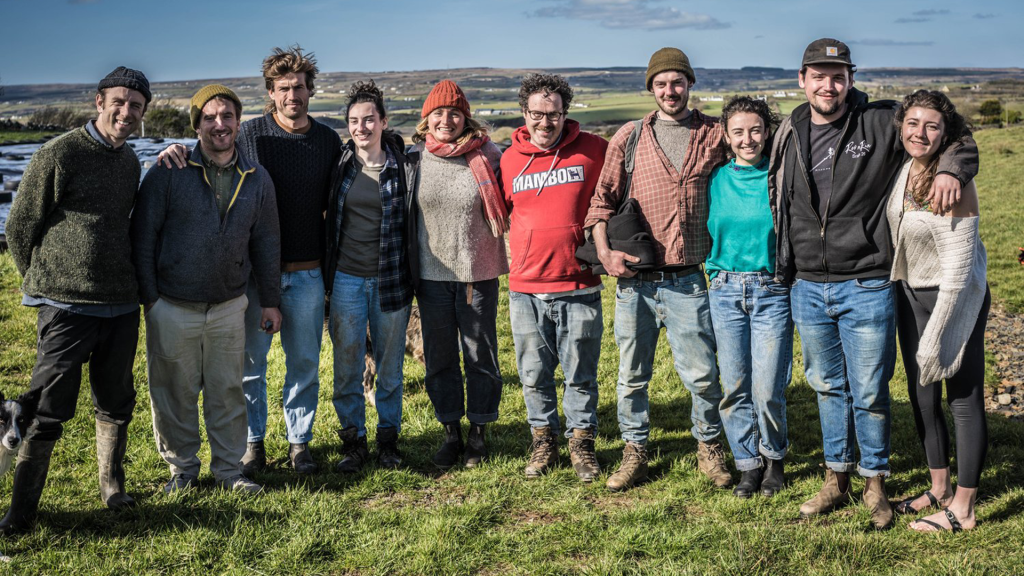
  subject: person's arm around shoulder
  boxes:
[930,132,980,215]
[249,168,282,334]
[5,146,58,276]
[131,164,173,309]
[156,143,189,169]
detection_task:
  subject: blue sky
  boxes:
[0,0,1018,86]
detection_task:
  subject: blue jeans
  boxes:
[614,272,722,444]
[328,271,411,437]
[791,277,896,477]
[418,279,502,425]
[242,270,325,444]
[509,290,602,437]
[709,272,793,471]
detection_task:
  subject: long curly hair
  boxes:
[895,90,972,204]
[719,96,781,159]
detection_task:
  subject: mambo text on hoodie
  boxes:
[500,119,608,294]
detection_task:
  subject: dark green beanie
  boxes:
[190,84,242,130]
[646,47,695,91]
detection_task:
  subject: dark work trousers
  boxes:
[27,306,140,442]
[417,278,503,425]
[895,282,990,489]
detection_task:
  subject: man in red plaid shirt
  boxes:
[585,47,731,492]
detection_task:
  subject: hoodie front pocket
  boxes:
[512,225,584,279]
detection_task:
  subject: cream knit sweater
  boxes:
[887,160,987,385]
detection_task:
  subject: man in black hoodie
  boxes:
[768,39,978,529]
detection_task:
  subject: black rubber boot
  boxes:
[335,427,370,474]
[96,420,135,510]
[432,422,463,470]
[0,438,57,535]
[376,427,402,470]
[733,466,764,499]
[760,458,785,497]
[464,424,488,468]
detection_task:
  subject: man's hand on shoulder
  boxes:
[928,173,962,215]
[157,144,189,169]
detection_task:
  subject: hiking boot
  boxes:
[0,439,56,535]
[240,440,266,477]
[524,427,559,478]
[799,470,851,518]
[464,423,488,468]
[733,465,764,499]
[336,427,370,473]
[289,443,318,475]
[433,421,463,470]
[218,475,263,494]
[376,427,402,470]
[760,458,785,497]
[96,420,135,510]
[568,428,600,483]
[606,442,648,492]
[696,439,733,488]
[863,475,894,530]
[162,473,198,494]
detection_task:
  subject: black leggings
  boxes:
[895,282,990,489]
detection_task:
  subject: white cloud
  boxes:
[529,0,728,31]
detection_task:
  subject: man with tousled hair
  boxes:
[159,46,342,476]
[4,66,151,533]
[586,47,732,492]
[500,74,608,483]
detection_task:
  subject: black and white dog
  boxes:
[0,388,41,477]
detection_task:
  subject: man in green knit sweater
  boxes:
[4,67,151,534]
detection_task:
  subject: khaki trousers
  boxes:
[145,294,248,482]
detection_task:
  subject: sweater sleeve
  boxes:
[935,134,980,187]
[130,165,171,305]
[248,168,282,308]
[915,215,987,385]
[5,146,58,277]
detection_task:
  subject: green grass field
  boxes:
[0,131,60,145]
[0,128,1021,575]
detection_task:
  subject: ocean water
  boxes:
[0,136,197,236]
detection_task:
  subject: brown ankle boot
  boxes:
[524,427,559,478]
[606,442,648,492]
[568,428,600,483]
[863,475,894,530]
[799,469,851,518]
[696,439,733,488]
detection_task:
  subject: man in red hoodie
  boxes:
[501,74,609,483]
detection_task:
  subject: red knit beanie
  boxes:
[422,80,471,118]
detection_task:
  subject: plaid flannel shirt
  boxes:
[585,109,727,267]
[332,145,412,312]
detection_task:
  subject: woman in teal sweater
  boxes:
[706,96,792,498]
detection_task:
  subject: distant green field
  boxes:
[0,130,60,144]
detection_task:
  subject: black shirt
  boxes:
[808,118,845,218]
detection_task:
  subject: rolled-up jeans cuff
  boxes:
[467,411,499,425]
[825,461,858,473]
[434,409,465,425]
[858,466,890,478]
[734,456,764,472]
[758,446,787,461]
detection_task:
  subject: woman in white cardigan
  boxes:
[887,90,989,533]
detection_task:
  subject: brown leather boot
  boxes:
[96,420,135,509]
[696,439,733,488]
[568,428,600,483]
[799,469,852,518]
[524,427,559,478]
[606,442,648,492]
[863,475,894,530]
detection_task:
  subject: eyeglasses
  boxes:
[525,110,565,122]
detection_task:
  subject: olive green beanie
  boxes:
[189,84,242,130]
[645,47,695,91]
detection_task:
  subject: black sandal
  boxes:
[911,508,964,533]
[895,490,938,515]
